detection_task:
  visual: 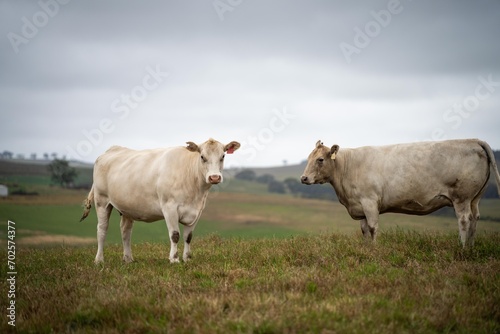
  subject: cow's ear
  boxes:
[315,140,324,148]
[186,141,200,152]
[329,144,339,160]
[225,141,241,154]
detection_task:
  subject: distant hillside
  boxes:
[0,159,93,188]
[0,159,92,176]
[228,162,307,182]
[1,149,499,199]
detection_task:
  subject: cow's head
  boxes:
[186,138,240,185]
[301,140,339,185]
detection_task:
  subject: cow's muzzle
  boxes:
[301,175,311,185]
[209,175,222,184]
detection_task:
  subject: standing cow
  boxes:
[301,139,500,247]
[80,138,240,263]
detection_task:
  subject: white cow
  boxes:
[80,139,240,263]
[301,139,500,247]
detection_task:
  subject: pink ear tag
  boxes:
[227,147,235,154]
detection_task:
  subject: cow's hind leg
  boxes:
[453,200,474,248]
[95,203,113,264]
[468,197,482,247]
[120,216,134,263]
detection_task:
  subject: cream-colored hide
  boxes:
[301,139,500,247]
[81,139,240,263]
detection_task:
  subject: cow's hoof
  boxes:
[169,258,180,264]
[123,255,134,263]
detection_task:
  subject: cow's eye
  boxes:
[201,155,207,163]
[220,154,225,162]
[317,158,324,163]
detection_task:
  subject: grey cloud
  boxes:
[1,0,499,166]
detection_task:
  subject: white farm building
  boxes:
[0,185,8,197]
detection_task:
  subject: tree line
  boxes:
[233,169,337,200]
[233,167,500,200]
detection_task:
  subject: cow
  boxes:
[300,139,500,247]
[80,138,240,263]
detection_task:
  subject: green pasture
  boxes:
[1,167,500,247]
[1,193,500,248]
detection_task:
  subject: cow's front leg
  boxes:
[360,219,371,240]
[361,200,380,242]
[182,224,196,262]
[163,207,181,263]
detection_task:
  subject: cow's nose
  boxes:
[301,176,308,184]
[209,175,222,184]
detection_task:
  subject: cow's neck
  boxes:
[173,162,213,203]
[192,170,212,195]
[329,150,349,206]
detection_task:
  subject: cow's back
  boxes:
[94,146,166,188]
[92,146,182,219]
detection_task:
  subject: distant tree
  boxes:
[284,178,301,196]
[484,182,499,199]
[48,159,78,188]
[43,153,49,160]
[256,174,275,184]
[51,153,58,160]
[235,169,256,181]
[268,180,285,194]
[2,151,13,159]
[494,150,500,161]
[30,153,37,160]
[299,183,337,201]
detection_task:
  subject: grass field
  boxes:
[1,167,500,332]
[1,231,499,333]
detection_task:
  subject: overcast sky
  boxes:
[1,0,499,167]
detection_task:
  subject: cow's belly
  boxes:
[344,194,453,219]
[115,206,164,222]
[108,196,163,222]
[382,194,453,216]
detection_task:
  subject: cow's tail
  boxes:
[479,140,500,197]
[80,185,94,222]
